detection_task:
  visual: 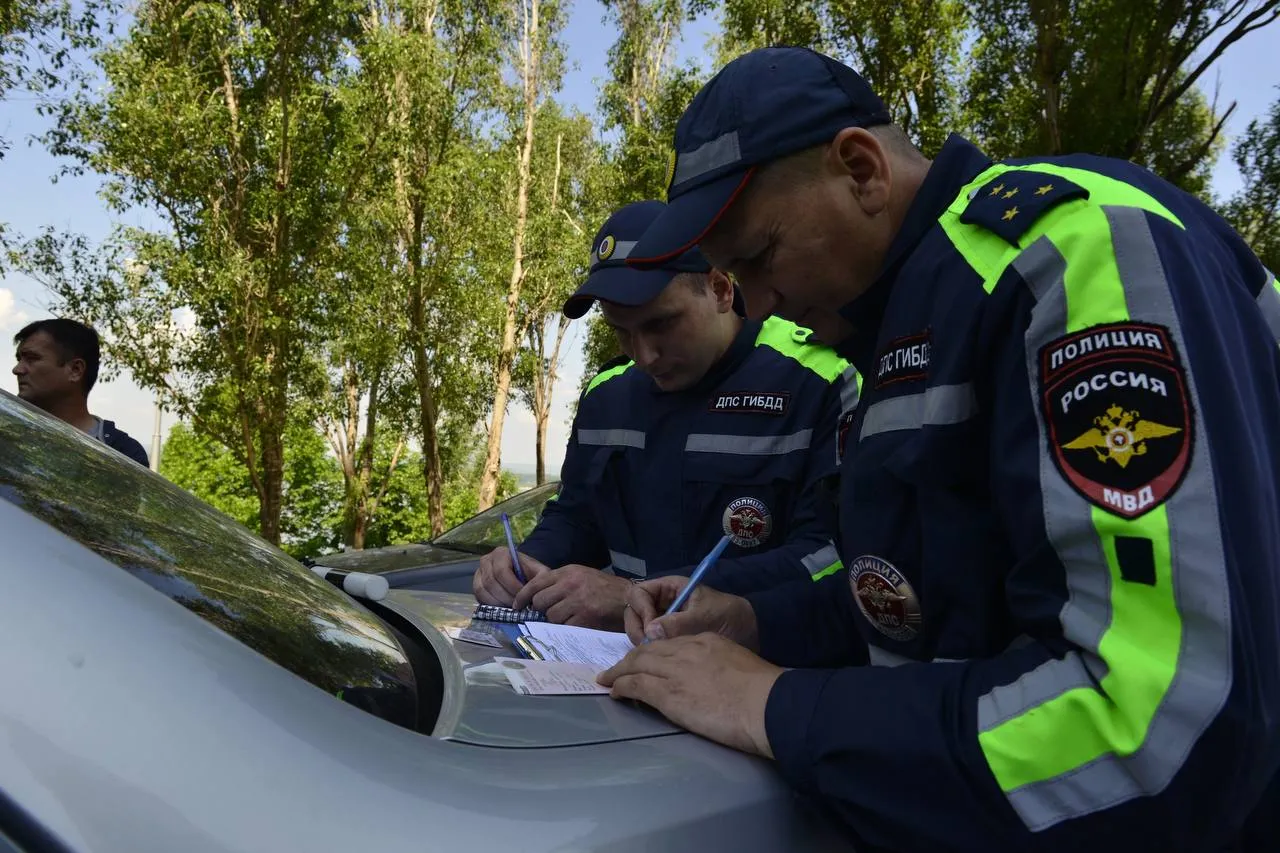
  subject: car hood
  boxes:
[381,589,682,748]
[312,542,474,573]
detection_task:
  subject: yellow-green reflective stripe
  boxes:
[755,317,849,383]
[939,163,1184,295]
[810,560,843,581]
[977,206,1182,794]
[979,506,1178,791]
[585,361,634,395]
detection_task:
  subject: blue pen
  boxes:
[643,533,733,643]
[501,512,528,584]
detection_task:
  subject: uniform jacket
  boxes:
[749,135,1280,851]
[520,316,858,595]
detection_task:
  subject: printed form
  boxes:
[521,622,635,669]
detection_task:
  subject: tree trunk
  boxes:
[259,427,286,545]
[478,0,541,511]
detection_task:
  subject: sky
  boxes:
[1,3,1277,472]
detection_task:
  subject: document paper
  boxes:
[495,658,610,695]
[520,622,635,670]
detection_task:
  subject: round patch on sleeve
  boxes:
[850,555,922,641]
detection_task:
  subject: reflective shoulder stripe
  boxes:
[584,360,635,396]
[939,162,1185,294]
[578,428,645,449]
[839,364,862,415]
[754,317,850,383]
[976,199,1232,830]
[1257,268,1280,345]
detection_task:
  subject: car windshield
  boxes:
[0,391,418,728]
[433,482,557,553]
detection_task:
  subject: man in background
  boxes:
[13,318,149,467]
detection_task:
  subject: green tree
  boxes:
[160,420,344,558]
[965,0,1279,194]
[25,0,385,545]
[356,0,509,536]
[513,106,605,484]
[1225,89,1280,272]
[477,0,572,511]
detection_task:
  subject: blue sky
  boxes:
[1,2,1276,469]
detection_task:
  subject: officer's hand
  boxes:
[622,576,759,650]
[598,633,782,758]
[510,565,632,630]
[474,546,550,606]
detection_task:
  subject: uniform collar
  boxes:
[836,134,992,366]
[652,317,759,398]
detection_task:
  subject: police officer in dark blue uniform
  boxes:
[601,48,1280,852]
[473,200,858,631]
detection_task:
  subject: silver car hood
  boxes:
[380,589,682,747]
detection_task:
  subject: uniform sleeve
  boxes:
[745,572,866,668]
[701,369,850,596]
[517,417,610,571]
[762,206,1280,851]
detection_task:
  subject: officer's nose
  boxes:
[632,336,660,370]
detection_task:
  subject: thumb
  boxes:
[646,609,705,641]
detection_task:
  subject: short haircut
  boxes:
[14,318,102,392]
[675,271,710,294]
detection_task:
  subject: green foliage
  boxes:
[161,419,521,554]
[964,0,1278,195]
[1225,89,1280,272]
[160,420,344,558]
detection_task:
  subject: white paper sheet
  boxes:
[495,657,611,695]
[520,622,635,670]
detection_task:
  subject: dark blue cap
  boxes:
[562,200,711,319]
[628,47,891,265]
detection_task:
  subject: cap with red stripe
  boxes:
[627,47,891,266]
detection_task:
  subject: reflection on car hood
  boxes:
[311,542,474,573]
[382,589,683,748]
[0,391,416,725]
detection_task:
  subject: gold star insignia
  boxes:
[1002,206,1020,221]
[988,182,1005,197]
[1003,188,1019,200]
[1035,184,1054,196]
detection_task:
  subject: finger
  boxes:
[530,581,573,614]
[520,552,551,579]
[626,583,660,626]
[478,569,516,606]
[649,609,716,641]
[494,560,525,600]
[623,603,645,644]
[607,672,668,706]
[511,569,559,610]
[545,597,579,625]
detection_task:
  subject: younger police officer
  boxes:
[602,48,1280,851]
[472,200,858,630]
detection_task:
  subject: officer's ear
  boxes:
[828,127,891,219]
[708,269,736,314]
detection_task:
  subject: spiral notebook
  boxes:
[472,604,548,623]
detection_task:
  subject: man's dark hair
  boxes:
[14,318,102,393]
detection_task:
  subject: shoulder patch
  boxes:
[960,169,1089,245]
[1040,322,1193,519]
